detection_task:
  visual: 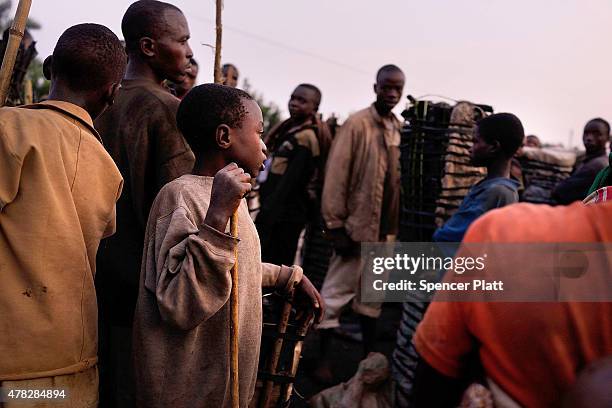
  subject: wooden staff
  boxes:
[213,0,223,84]
[211,2,237,405]
[0,0,32,107]
[230,212,239,408]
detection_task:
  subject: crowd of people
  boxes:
[0,1,610,407]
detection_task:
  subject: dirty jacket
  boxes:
[322,105,401,242]
[0,101,123,380]
[133,175,301,408]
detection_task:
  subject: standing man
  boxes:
[94,1,195,406]
[0,24,126,405]
[552,118,610,204]
[315,65,405,380]
[256,83,331,266]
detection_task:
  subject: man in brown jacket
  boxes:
[94,1,195,405]
[315,65,405,380]
[0,24,126,406]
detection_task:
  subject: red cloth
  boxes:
[414,201,612,407]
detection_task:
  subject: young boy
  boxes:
[132,84,323,408]
[256,83,331,266]
[432,112,525,242]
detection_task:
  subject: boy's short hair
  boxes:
[588,118,611,135]
[477,113,525,158]
[296,83,321,110]
[122,0,181,53]
[177,84,254,152]
[376,64,403,82]
[52,23,127,92]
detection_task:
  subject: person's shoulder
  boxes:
[345,107,372,123]
[294,128,319,151]
[465,201,612,243]
[154,175,210,212]
[338,107,373,135]
[485,182,518,197]
[122,80,180,111]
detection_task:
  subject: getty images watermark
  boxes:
[360,242,612,302]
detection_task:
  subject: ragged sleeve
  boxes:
[0,119,26,211]
[143,206,236,331]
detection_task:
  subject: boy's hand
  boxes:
[204,163,252,233]
[294,275,325,324]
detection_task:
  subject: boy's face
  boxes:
[288,86,318,121]
[231,99,267,176]
[583,121,609,155]
[152,10,193,84]
[470,126,495,166]
[222,65,239,88]
[374,71,405,112]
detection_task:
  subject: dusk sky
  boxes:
[24,0,612,148]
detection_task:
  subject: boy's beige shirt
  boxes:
[133,175,299,408]
[0,101,123,380]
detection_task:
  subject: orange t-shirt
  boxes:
[414,201,612,407]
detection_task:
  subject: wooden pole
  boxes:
[0,0,32,107]
[213,0,223,84]
[212,2,236,406]
[230,212,239,408]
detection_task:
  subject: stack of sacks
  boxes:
[434,102,487,227]
[519,147,576,204]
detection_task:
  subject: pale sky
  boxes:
[23,0,612,148]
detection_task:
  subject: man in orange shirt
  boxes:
[412,201,612,407]
[0,24,126,406]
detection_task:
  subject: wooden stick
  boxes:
[213,0,223,84]
[281,313,314,403]
[0,0,32,107]
[230,211,239,408]
[260,286,296,407]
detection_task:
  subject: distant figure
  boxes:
[315,64,405,382]
[433,113,524,242]
[0,23,126,405]
[552,118,610,204]
[256,83,331,266]
[525,134,542,148]
[172,57,198,99]
[222,63,239,87]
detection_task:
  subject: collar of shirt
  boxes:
[369,103,400,131]
[19,100,101,143]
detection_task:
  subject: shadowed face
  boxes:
[230,99,267,176]
[374,70,405,112]
[288,86,318,121]
[583,120,609,155]
[470,126,497,166]
[152,9,193,83]
[222,65,239,87]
